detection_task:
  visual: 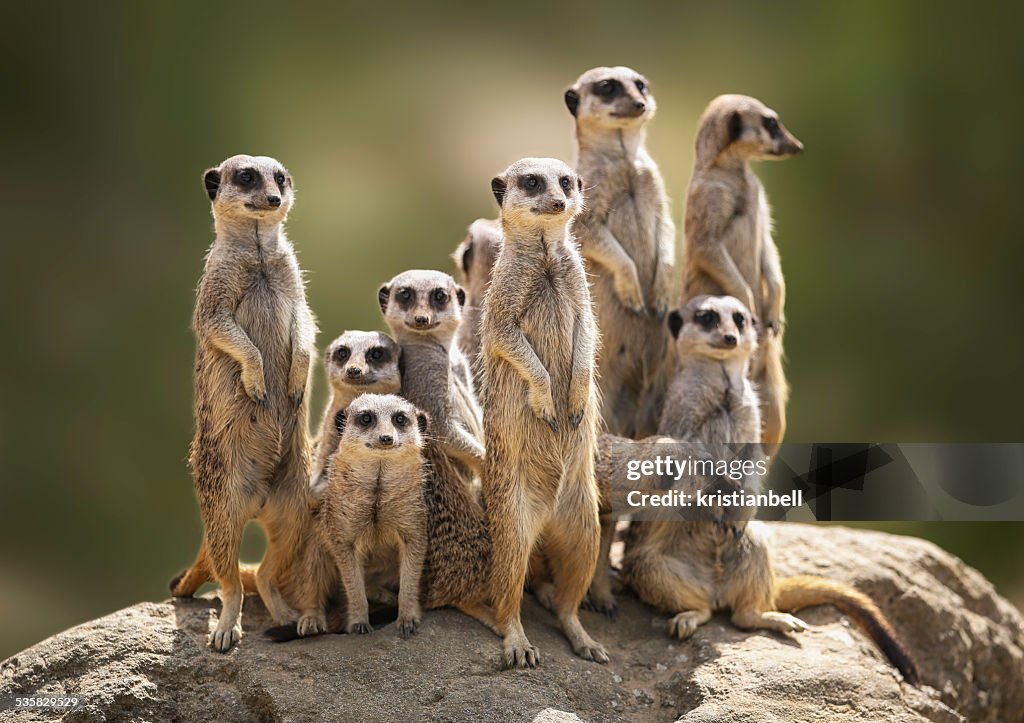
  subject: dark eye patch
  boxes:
[762,116,781,139]
[694,309,720,329]
[332,346,350,364]
[396,288,414,308]
[431,288,450,308]
[357,411,375,427]
[593,78,623,100]
[366,346,390,364]
[516,174,546,195]
[732,312,745,330]
[392,412,409,427]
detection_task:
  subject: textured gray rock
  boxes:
[1,525,1021,722]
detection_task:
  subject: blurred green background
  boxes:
[2,1,1022,658]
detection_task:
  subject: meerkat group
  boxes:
[170,68,920,686]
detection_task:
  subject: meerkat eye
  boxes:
[433,289,449,304]
[732,312,745,330]
[559,176,571,192]
[695,310,719,329]
[274,172,286,186]
[634,79,646,93]
[525,176,538,189]
[357,411,374,426]
[393,412,409,427]
[368,347,384,362]
[333,346,350,363]
[238,170,255,186]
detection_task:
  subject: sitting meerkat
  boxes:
[317,393,428,638]
[682,95,803,456]
[451,217,502,389]
[565,66,678,440]
[171,154,317,652]
[622,295,919,685]
[481,157,607,668]
[311,330,401,494]
[378,269,485,483]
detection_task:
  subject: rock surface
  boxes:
[1,525,1021,722]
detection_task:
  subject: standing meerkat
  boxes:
[565,66,678,440]
[481,157,608,668]
[682,94,803,456]
[451,217,502,388]
[622,295,919,685]
[316,394,428,638]
[173,154,317,652]
[310,330,401,494]
[378,269,484,482]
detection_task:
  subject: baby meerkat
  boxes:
[481,157,607,668]
[173,154,317,652]
[682,94,803,456]
[378,269,484,482]
[311,331,401,494]
[622,295,919,685]
[317,394,428,638]
[451,217,502,388]
[565,66,678,439]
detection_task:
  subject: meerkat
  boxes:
[310,331,401,494]
[621,295,919,685]
[378,269,484,484]
[682,94,803,456]
[315,394,428,638]
[480,157,607,668]
[170,154,317,653]
[451,217,502,388]
[565,66,678,440]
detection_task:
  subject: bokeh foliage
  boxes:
[1,1,1022,657]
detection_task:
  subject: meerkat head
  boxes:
[336,393,429,456]
[668,295,758,363]
[202,154,295,222]
[378,269,466,340]
[491,157,583,234]
[325,331,401,397]
[696,95,803,167]
[564,66,655,132]
[452,218,502,300]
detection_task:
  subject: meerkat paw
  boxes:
[573,640,610,664]
[502,638,540,669]
[297,613,327,637]
[347,620,372,635]
[668,611,710,640]
[209,622,243,652]
[397,615,421,639]
[614,268,645,313]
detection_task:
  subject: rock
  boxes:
[1,525,1020,722]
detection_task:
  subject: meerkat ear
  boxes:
[667,309,684,339]
[333,409,347,436]
[491,177,507,207]
[203,167,221,201]
[416,410,430,436]
[377,284,391,314]
[455,286,466,307]
[564,88,580,117]
[728,111,743,143]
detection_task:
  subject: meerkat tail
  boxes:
[775,575,920,686]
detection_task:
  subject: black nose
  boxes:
[633,101,646,112]
[346,366,362,378]
[379,434,394,446]
[723,335,737,347]
[414,316,429,326]
[267,195,281,207]
[551,200,565,212]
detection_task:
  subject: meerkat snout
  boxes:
[202,154,294,220]
[668,295,758,361]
